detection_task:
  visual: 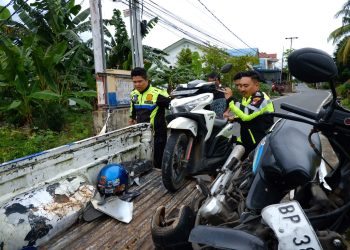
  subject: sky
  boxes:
[87,0,345,66]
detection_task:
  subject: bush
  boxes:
[336,82,350,98]
[260,83,280,97]
[341,98,350,109]
[33,103,67,132]
[0,110,93,163]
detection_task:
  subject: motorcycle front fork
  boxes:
[184,137,194,163]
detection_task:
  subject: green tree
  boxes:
[105,9,168,70]
[333,36,350,82]
[0,0,95,129]
[328,0,350,63]
[200,45,229,74]
[191,51,202,78]
[200,45,259,88]
[176,48,193,66]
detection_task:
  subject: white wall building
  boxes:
[163,38,204,66]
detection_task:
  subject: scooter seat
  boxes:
[214,118,227,129]
[262,118,321,189]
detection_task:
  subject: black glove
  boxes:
[226,96,237,108]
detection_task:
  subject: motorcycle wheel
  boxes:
[162,131,188,192]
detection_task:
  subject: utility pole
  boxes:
[129,0,144,68]
[280,46,284,83]
[285,36,298,51]
[285,37,298,84]
[89,0,106,73]
[89,0,107,107]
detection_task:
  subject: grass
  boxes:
[341,98,350,109]
[0,110,94,164]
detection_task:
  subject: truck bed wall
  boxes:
[0,123,152,205]
[0,123,153,249]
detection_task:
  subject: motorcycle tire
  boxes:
[151,205,195,250]
[161,131,188,192]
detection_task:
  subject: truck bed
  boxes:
[41,169,198,250]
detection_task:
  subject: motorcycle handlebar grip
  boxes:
[280,103,319,120]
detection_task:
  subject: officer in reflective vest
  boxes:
[129,67,171,169]
[226,70,275,158]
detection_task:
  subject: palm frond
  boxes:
[72,8,90,25]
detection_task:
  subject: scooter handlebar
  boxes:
[280,103,319,120]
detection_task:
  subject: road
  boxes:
[273,83,330,114]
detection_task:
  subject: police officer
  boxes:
[129,67,171,169]
[207,72,227,118]
[226,70,274,158]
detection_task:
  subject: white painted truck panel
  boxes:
[0,123,153,250]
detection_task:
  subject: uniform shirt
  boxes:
[228,91,275,152]
[130,84,170,136]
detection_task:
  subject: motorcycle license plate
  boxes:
[261,201,322,250]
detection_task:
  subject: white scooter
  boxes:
[161,79,237,192]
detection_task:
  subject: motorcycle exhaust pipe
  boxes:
[222,145,245,170]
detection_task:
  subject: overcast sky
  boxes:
[85,0,345,64]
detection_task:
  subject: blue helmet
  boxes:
[97,164,129,196]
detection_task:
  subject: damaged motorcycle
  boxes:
[152,47,350,250]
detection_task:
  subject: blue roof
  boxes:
[227,48,258,57]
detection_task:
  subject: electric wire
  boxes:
[123,0,244,52]
[144,0,245,53]
[139,0,233,48]
[196,0,257,55]
[0,0,30,41]
[121,0,217,47]
[0,0,15,16]
[0,0,29,27]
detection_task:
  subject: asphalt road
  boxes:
[273,83,331,114]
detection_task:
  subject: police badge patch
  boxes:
[146,94,153,101]
[132,94,138,103]
[251,97,262,106]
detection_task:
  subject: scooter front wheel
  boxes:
[162,131,189,192]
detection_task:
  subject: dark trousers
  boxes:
[154,133,167,169]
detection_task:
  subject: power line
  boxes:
[121,0,210,47]
[134,0,245,53]
[144,0,239,50]
[121,0,212,46]
[196,0,257,54]
[0,0,15,16]
[1,0,29,25]
[0,0,29,41]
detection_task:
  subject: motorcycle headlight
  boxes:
[171,95,210,113]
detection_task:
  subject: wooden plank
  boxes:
[41,170,199,250]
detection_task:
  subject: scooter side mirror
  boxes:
[221,64,233,74]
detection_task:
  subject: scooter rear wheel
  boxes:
[162,131,188,192]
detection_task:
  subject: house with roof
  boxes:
[253,52,281,83]
[163,38,281,82]
[227,48,259,57]
[163,38,204,66]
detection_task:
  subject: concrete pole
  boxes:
[129,0,144,68]
[89,0,107,107]
[285,37,298,90]
[280,46,284,83]
[89,0,106,73]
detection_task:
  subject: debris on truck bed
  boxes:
[41,169,199,250]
